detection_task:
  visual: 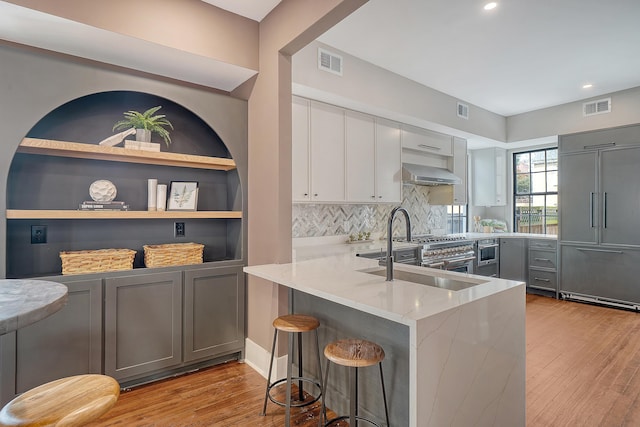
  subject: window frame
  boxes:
[513,147,558,235]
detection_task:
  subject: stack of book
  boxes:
[79,201,129,211]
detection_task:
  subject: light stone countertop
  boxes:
[245,245,523,326]
[0,279,68,335]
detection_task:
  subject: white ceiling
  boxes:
[316,0,640,116]
[212,0,640,117]
[200,0,281,22]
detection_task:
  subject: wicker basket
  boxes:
[60,248,136,275]
[143,242,204,268]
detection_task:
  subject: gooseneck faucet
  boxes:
[386,206,412,281]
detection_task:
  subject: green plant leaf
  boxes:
[112,106,174,146]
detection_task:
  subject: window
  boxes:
[513,148,558,234]
[447,205,467,234]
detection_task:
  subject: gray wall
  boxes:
[0,42,248,278]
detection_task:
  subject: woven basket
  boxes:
[143,242,204,268]
[60,248,136,275]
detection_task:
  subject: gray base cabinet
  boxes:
[528,239,557,293]
[1,263,245,404]
[105,271,183,381]
[184,266,245,363]
[0,277,102,403]
[499,238,527,281]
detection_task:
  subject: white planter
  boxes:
[136,129,151,142]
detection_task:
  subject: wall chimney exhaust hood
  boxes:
[402,163,461,186]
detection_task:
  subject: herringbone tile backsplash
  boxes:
[292,183,447,238]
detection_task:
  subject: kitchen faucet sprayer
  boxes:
[386,206,412,281]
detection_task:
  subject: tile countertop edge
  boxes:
[243,254,524,326]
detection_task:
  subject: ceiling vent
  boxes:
[318,48,343,76]
[583,98,611,116]
[457,102,469,119]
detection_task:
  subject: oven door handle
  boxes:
[425,261,445,269]
[478,244,499,250]
[444,256,476,265]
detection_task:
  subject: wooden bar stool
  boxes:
[320,338,390,427]
[0,374,120,427]
[261,314,323,426]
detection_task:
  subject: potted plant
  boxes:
[112,106,174,148]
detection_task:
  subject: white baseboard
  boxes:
[244,337,288,382]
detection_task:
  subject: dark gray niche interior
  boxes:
[6,91,242,278]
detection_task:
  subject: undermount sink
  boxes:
[363,268,487,291]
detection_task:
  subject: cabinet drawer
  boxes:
[529,249,557,269]
[528,239,557,250]
[401,125,452,156]
[528,269,557,291]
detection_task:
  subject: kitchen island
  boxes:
[244,244,525,426]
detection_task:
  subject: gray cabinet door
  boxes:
[560,245,640,305]
[104,271,182,381]
[559,151,598,244]
[600,146,640,247]
[183,265,245,363]
[0,277,103,404]
[499,238,527,281]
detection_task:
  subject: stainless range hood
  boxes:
[402,163,461,186]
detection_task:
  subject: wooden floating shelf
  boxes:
[17,138,237,171]
[7,210,243,220]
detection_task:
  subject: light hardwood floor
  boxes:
[88,294,640,426]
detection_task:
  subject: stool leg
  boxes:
[379,362,390,427]
[320,359,330,427]
[298,331,304,401]
[285,331,294,427]
[261,328,278,416]
[350,367,358,427]
[314,329,324,400]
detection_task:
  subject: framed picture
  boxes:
[168,181,199,211]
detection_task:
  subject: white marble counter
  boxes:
[0,279,68,335]
[245,244,526,426]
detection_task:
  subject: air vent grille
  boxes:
[457,102,469,119]
[583,98,611,116]
[318,48,343,76]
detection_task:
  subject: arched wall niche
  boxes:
[5,90,244,278]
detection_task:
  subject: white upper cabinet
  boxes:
[401,125,453,157]
[292,96,311,201]
[292,97,402,204]
[472,147,506,206]
[346,111,376,202]
[345,113,402,203]
[309,101,345,202]
[451,137,468,205]
[375,118,402,203]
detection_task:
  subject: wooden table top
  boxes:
[0,279,68,335]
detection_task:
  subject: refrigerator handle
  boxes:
[589,192,595,228]
[603,192,607,228]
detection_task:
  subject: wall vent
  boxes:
[583,97,611,116]
[457,102,469,119]
[318,48,343,76]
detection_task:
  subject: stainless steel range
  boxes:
[396,235,476,273]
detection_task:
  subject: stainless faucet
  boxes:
[386,206,412,281]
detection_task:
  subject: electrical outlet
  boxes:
[174,222,185,237]
[31,225,47,244]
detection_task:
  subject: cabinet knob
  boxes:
[371,195,376,198]
[303,193,308,196]
[314,193,318,197]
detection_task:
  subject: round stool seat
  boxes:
[0,374,120,427]
[273,314,320,333]
[324,339,385,368]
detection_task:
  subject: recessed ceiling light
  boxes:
[484,2,498,10]
[583,84,593,89]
